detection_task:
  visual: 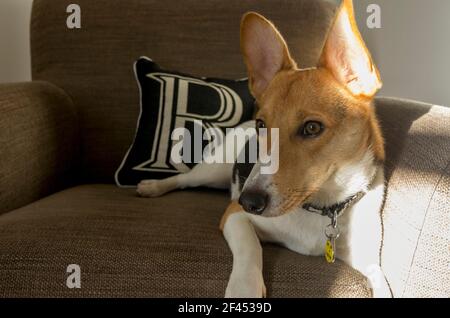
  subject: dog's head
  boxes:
[238,0,385,217]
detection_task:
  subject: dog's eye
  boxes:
[300,121,324,138]
[256,119,266,131]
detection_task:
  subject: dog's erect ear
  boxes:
[319,0,382,97]
[241,12,296,99]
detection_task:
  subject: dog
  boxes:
[137,0,391,298]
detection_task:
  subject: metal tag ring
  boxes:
[325,224,340,239]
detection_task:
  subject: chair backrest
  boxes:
[375,97,450,298]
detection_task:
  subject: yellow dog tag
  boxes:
[325,239,335,263]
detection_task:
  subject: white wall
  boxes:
[355,0,450,106]
[0,0,33,83]
[0,0,449,106]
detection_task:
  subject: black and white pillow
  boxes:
[115,57,255,187]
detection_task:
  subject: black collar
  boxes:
[302,191,365,219]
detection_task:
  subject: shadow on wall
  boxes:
[375,97,432,182]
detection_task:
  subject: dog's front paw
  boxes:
[225,268,266,298]
[137,180,169,197]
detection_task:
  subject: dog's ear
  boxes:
[241,12,296,99]
[319,0,382,97]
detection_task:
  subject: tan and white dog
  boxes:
[138,0,391,298]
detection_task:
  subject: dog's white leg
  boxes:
[137,136,232,197]
[344,169,392,298]
[223,211,266,298]
[348,248,391,298]
[364,264,391,298]
[137,174,182,197]
[347,229,392,298]
[137,162,233,197]
[137,120,254,197]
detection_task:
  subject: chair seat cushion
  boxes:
[0,185,370,297]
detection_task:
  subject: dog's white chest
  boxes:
[249,209,332,256]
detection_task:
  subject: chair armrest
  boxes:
[0,81,80,215]
[375,97,450,297]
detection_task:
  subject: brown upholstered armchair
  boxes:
[0,0,448,297]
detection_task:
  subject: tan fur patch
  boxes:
[220,201,243,231]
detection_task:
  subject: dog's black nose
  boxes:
[239,190,268,215]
